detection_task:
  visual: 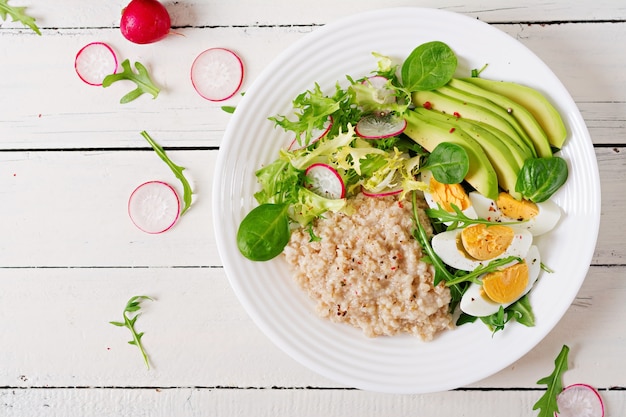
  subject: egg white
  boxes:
[469,191,561,236]
[460,245,542,317]
[422,170,478,221]
[431,226,533,272]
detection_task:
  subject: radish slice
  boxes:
[74,42,118,86]
[556,384,604,417]
[191,48,244,101]
[355,114,407,139]
[305,163,345,199]
[288,116,333,151]
[362,75,396,104]
[362,185,403,198]
[128,181,181,234]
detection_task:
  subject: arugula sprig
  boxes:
[533,345,570,417]
[141,131,193,215]
[0,0,40,35]
[426,203,527,231]
[103,59,160,104]
[110,296,154,369]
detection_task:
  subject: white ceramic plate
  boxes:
[213,7,601,394]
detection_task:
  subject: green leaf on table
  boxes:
[0,0,41,35]
[102,59,160,104]
[109,295,154,369]
[532,344,570,417]
[140,131,194,215]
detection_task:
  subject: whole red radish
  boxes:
[120,0,171,44]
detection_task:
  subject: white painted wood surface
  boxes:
[0,1,624,416]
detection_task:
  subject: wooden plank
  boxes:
[0,24,624,148]
[0,387,624,417]
[0,265,623,389]
[0,147,620,267]
[2,0,625,30]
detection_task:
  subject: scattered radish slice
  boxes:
[355,113,407,139]
[556,384,604,417]
[362,184,403,198]
[74,42,118,86]
[362,75,396,104]
[128,181,181,234]
[288,116,333,151]
[191,48,244,101]
[305,163,345,199]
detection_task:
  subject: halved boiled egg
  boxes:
[421,170,477,220]
[460,245,541,317]
[431,223,533,272]
[469,191,561,236]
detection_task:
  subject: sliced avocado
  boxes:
[404,109,499,200]
[447,79,553,158]
[460,77,567,149]
[413,108,522,198]
[412,89,537,158]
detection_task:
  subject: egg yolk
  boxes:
[459,224,515,261]
[496,192,539,221]
[481,262,529,304]
[429,177,471,213]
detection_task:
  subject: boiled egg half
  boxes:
[469,191,561,236]
[431,223,533,272]
[460,245,542,317]
[421,170,477,221]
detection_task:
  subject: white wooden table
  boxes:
[0,1,624,416]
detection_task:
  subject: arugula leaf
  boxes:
[140,131,193,215]
[480,306,512,335]
[533,345,570,417]
[102,59,160,104]
[507,294,535,327]
[0,0,40,35]
[110,296,153,369]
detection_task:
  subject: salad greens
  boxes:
[140,131,193,215]
[533,344,570,417]
[0,0,40,35]
[103,59,160,104]
[110,295,153,369]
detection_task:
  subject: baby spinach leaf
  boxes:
[237,203,291,261]
[515,157,568,203]
[421,142,469,184]
[401,41,457,92]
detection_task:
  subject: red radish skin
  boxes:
[555,384,604,417]
[191,48,244,101]
[128,181,181,234]
[75,42,118,86]
[120,0,171,44]
[362,185,403,198]
[305,163,346,199]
